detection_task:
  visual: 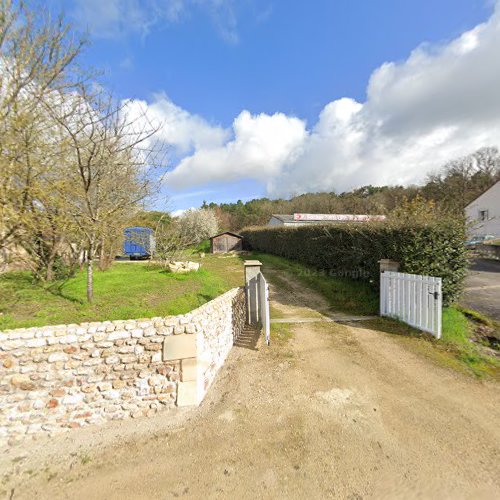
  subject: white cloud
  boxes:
[131,2,500,196]
[124,93,229,154]
[71,0,240,42]
[170,207,195,217]
[167,110,307,188]
[71,0,162,39]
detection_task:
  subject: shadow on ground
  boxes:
[234,325,260,350]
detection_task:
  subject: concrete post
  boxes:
[244,260,262,325]
[379,259,400,273]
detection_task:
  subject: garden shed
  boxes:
[210,232,243,253]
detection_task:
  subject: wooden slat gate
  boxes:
[380,271,442,339]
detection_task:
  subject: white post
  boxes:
[379,260,399,318]
[380,273,386,316]
[244,260,262,325]
[436,278,443,339]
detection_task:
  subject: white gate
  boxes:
[380,271,442,339]
[258,272,270,345]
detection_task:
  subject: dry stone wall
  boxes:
[0,287,245,445]
[195,288,246,402]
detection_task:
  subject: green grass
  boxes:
[192,239,211,254]
[250,252,379,316]
[0,255,244,330]
[270,322,294,345]
[442,307,471,345]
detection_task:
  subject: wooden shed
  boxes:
[210,232,243,253]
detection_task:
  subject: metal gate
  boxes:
[380,271,442,338]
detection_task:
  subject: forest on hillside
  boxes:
[200,147,500,231]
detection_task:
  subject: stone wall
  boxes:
[195,288,246,403]
[0,287,245,444]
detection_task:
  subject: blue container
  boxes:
[123,227,155,259]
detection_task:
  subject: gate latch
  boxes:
[429,291,440,300]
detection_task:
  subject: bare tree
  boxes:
[46,87,165,301]
[153,217,191,268]
[424,147,500,212]
[0,0,85,252]
[0,1,168,298]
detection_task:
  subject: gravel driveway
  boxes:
[462,258,500,320]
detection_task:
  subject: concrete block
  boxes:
[176,381,198,407]
[180,358,197,382]
[163,334,197,361]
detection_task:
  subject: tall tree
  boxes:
[0,0,84,252]
[47,87,163,302]
[423,147,500,212]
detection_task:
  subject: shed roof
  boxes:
[210,231,243,240]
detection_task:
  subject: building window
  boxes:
[479,209,489,221]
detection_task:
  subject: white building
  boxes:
[465,181,500,237]
[268,213,386,227]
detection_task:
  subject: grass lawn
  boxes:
[253,251,499,379]
[0,254,244,330]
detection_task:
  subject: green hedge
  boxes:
[241,220,468,306]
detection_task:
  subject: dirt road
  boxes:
[2,267,500,499]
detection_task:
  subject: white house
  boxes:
[465,181,500,237]
[268,213,386,226]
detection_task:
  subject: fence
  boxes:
[380,271,442,339]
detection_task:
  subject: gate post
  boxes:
[379,260,399,317]
[378,259,400,273]
[244,260,262,325]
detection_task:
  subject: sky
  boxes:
[43,0,500,213]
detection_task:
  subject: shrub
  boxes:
[241,212,467,306]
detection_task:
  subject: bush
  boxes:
[241,214,467,306]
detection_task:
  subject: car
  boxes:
[465,234,497,248]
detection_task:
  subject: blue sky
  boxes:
[43,0,499,212]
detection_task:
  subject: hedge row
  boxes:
[241,220,468,306]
